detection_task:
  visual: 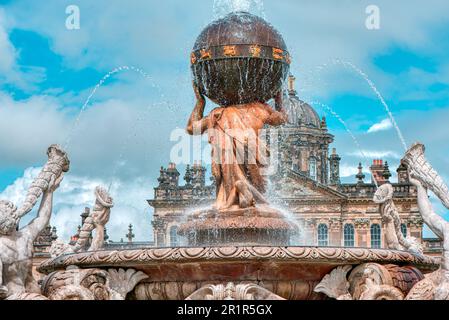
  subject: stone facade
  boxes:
[32,225,58,285]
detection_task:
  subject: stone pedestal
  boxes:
[178,206,296,246]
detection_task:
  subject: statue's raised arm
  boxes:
[17,145,70,219]
[186,82,208,136]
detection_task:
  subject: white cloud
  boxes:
[0,9,44,90]
[367,118,393,133]
[339,163,358,178]
[346,150,401,160]
[0,87,182,178]
[0,11,16,74]
[5,0,449,93]
[0,93,70,168]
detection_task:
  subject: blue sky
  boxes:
[1,0,449,240]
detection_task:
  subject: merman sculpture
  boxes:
[0,145,69,300]
[373,183,423,255]
[401,143,449,300]
[50,186,114,257]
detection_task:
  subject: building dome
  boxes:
[284,76,321,128]
[285,94,321,128]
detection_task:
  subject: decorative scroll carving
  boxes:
[316,263,421,300]
[314,265,352,300]
[38,246,438,275]
[41,267,147,300]
[186,282,285,300]
[106,268,148,300]
[358,269,404,300]
[42,267,110,300]
[354,218,370,229]
[348,263,394,299]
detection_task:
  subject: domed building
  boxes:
[271,75,336,185]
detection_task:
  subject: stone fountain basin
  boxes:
[38,246,439,300]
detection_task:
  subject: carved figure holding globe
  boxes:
[187,12,290,212]
[181,12,294,245]
[187,83,287,211]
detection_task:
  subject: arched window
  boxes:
[370,224,381,248]
[309,158,317,181]
[170,226,178,247]
[317,224,328,246]
[401,224,407,238]
[343,224,355,247]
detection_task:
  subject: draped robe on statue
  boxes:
[204,103,286,211]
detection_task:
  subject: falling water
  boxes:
[107,101,170,192]
[310,100,378,188]
[213,0,266,19]
[63,66,166,149]
[263,166,304,245]
[269,202,304,245]
[331,59,408,152]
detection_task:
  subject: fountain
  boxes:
[1,10,445,301]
